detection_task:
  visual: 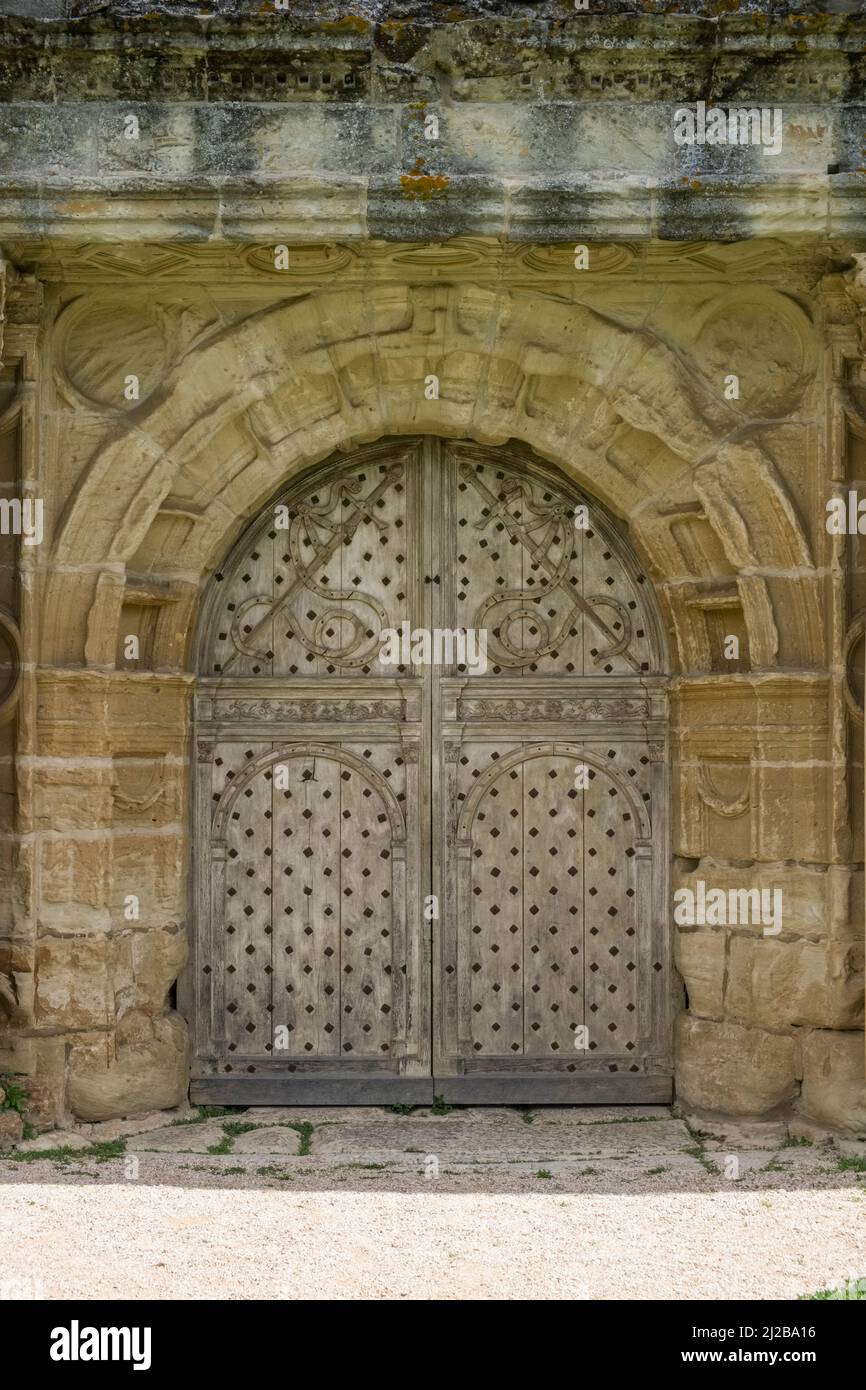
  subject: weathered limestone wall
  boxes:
[2,4,866,244]
[0,2,864,1131]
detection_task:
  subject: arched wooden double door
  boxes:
[189,439,672,1104]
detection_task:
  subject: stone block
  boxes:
[0,1035,35,1076]
[39,836,111,917]
[15,1128,90,1153]
[24,1036,68,1130]
[32,762,113,834]
[674,929,725,1019]
[726,938,863,1032]
[799,1029,866,1135]
[67,1011,188,1122]
[106,673,191,752]
[127,926,187,1015]
[35,936,111,1030]
[36,670,109,756]
[676,861,832,939]
[677,1108,789,1151]
[0,1109,23,1147]
[109,831,185,923]
[674,1013,798,1116]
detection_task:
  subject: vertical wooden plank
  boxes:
[466,744,523,1057]
[523,750,584,1057]
[583,755,639,1061]
[648,736,673,1065]
[411,442,434,1074]
[396,731,420,1065]
[223,760,272,1057]
[271,751,341,1058]
[219,523,274,677]
[338,751,396,1060]
[190,738,216,1060]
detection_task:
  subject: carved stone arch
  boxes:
[457,741,653,844]
[42,282,821,673]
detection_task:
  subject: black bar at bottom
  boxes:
[4,1297,859,1368]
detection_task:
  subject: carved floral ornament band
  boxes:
[216,698,402,722]
[455,697,651,721]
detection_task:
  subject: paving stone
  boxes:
[528,1106,674,1126]
[79,1107,194,1142]
[15,1130,92,1153]
[763,1147,836,1173]
[241,1107,405,1126]
[131,1123,229,1153]
[834,1137,866,1161]
[232,1128,307,1156]
[788,1115,841,1146]
[621,1152,710,1176]
[711,1150,786,1177]
[312,1117,691,1162]
[458,1108,531,1125]
[684,1110,789,1151]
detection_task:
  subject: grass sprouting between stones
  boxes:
[800,1276,866,1300]
[683,1143,720,1175]
[206,1120,258,1155]
[1,1138,127,1166]
[172,1104,245,1127]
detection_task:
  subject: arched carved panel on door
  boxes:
[212,747,406,1065]
[445,444,666,678]
[212,743,407,843]
[453,746,651,1066]
[196,440,422,681]
[456,743,652,842]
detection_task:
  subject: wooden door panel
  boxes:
[202,445,421,682]
[441,444,659,679]
[522,749,585,1059]
[432,437,672,1102]
[193,717,429,1098]
[191,437,672,1105]
[435,727,662,1074]
[191,439,430,1102]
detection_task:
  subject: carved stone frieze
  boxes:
[456,696,651,721]
[216,698,401,722]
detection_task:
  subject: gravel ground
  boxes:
[3,1106,865,1300]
